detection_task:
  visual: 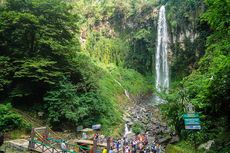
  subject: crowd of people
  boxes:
[63,131,162,153]
[101,134,161,153]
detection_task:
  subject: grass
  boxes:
[165,141,204,153]
[5,128,30,140]
[97,64,152,136]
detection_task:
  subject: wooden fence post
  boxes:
[28,128,35,150]
[93,139,97,153]
[107,137,110,152]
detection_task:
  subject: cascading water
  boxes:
[124,123,132,137]
[155,5,169,100]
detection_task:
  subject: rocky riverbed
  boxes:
[123,96,179,152]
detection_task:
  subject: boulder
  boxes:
[142,118,149,124]
[127,121,134,126]
[158,135,172,144]
[146,124,153,131]
[198,140,214,151]
[126,132,136,140]
[169,135,179,144]
[123,116,132,123]
[147,136,156,143]
[161,122,167,127]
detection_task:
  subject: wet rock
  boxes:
[147,136,156,143]
[124,99,179,151]
[158,135,171,144]
[154,128,162,134]
[198,140,214,151]
[161,122,167,127]
[169,135,180,144]
[152,118,158,124]
[123,116,132,123]
[126,132,136,140]
[127,121,134,126]
[141,108,147,113]
[142,118,148,124]
[160,127,169,134]
[146,124,153,131]
[152,125,158,130]
[163,128,172,134]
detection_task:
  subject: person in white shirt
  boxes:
[60,141,67,153]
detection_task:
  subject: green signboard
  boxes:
[183,113,201,130]
[185,125,201,130]
[183,113,199,118]
[184,118,200,125]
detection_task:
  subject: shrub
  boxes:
[132,122,144,135]
[0,104,29,132]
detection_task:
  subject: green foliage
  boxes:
[44,78,82,127]
[165,141,204,153]
[0,104,30,132]
[132,122,144,134]
[125,27,155,74]
[97,65,151,134]
[202,0,229,33]
[44,79,105,127]
[163,0,230,151]
[44,76,116,129]
[166,0,204,32]
[85,33,129,66]
[0,0,153,135]
[14,58,63,85]
[209,129,230,153]
[103,66,151,94]
[0,0,80,103]
[0,56,13,92]
[75,0,157,75]
[0,0,78,56]
[166,0,209,79]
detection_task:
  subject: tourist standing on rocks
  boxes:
[138,142,144,151]
[144,135,148,145]
[102,147,107,153]
[124,136,128,145]
[94,132,99,140]
[60,141,67,153]
[125,145,130,153]
[151,142,156,153]
[109,147,113,153]
[116,139,120,152]
[155,144,161,153]
[82,132,87,140]
[120,138,124,149]
[131,147,136,153]
[131,139,137,152]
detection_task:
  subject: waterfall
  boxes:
[155,5,169,96]
[124,123,132,137]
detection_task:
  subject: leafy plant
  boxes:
[0,104,30,132]
[132,122,144,135]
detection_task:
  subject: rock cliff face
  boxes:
[164,1,207,79]
[150,2,206,80]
